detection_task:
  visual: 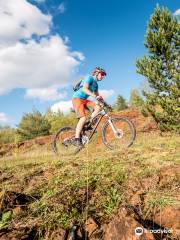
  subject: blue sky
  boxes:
[0,0,179,126]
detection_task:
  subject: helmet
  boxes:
[92,67,107,76]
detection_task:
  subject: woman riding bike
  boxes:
[52,68,136,156]
[72,67,107,146]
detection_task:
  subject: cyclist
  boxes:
[72,67,107,146]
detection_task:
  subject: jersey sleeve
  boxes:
[83,75,93,86]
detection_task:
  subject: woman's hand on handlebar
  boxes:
[96,95,104,102]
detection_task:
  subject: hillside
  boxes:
[0,108,156,157]
[0,109,179,240]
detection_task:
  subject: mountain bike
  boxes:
[52,100,136,156]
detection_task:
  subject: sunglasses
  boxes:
[101,73,106,77]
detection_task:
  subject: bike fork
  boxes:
[108,119,118,134]
[108,118,123,138]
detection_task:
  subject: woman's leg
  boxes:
[75,116,86,138]
[86,100,100,121]
[72,98,87,140]
[91,104,101,120]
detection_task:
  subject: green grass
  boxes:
[103,187,121,215]
[146,192,179,208]
[143,191,180,221]
[0,132,179,236]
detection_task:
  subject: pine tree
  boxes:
[17,109,51,141]
[129,89,144,107]
[114,95,128,111]
[136,5,180,132]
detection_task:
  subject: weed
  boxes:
[0,211,12,230]
[136,167,157,177]
[103,187,121,215]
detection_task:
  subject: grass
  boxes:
[0,132,179,237]
[103,187,121,215]
[143,191,180,221]
[146,192,179,208]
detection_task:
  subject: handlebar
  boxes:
[97,99,113,112]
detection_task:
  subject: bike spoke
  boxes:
[52,127,81,156]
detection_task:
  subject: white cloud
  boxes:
[0,0,84,100]
[58,2,66,13]
[26,87,67,101]
[174,9,180,16]
[99,89,115,99]
[71,51,85,61]
[0,36,84,95]
[51,100,73,114]
[0,112,9,124]
[0,0,51,46]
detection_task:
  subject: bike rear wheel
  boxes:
[52,126,82,156]
[102,117,136,150]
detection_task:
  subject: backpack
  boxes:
[73,77,94,92]
[73,79,83,91]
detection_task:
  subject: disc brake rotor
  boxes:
[114,129,123,139]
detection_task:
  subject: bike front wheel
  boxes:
[102,117,136,150]
[52,126,82,156]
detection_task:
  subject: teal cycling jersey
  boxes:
[73,75,98,99]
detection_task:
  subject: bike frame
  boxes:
[85,107,116,142]
[53,101,136,154]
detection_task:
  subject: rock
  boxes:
[89,228,103,240]
[129,190,145,206]
[154,206,180,238]
[158,165,180,189]
[0,190,35,212]
[0,227,37,240]
[44,229,66,240]
[85,217,98,237]
[103,207,155,240]
[13,206,24,216]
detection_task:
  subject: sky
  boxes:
[0,0,179,127]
